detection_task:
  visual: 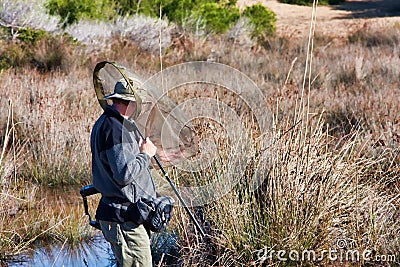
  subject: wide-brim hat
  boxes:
[103,78,137,102]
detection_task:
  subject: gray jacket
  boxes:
[91,106,156,220]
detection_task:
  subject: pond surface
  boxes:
[7,231,180,267]
[7,234,116,267]
[4,186,180,266]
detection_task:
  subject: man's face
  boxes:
[125,101,137,118]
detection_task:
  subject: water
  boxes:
[7,231,180,267]
[7,234,116,267]
[5,186,181,266]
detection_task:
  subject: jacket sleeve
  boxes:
[106,141,151,186]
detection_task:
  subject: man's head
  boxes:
[104,79,138,118]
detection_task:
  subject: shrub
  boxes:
[115,0,241,34]
[243,4,276,38]
[157,0,196,23]
[192,2,240,33]
[114,0,174,17]
[45,0,116,28]
[0,0,59,32]
[278,0,344,5]
[31,36,73,72]
[0,43,30,70]
[0,27,76,72]
[15,28,48,44]
[43,0,276,36]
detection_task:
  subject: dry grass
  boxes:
[192,116,400,266]
[0,101,97,261]
[162,20,400,267]
[0,67,97,185]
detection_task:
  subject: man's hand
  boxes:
[139,137,157,157]
[157,149,185,163]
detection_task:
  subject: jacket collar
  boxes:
[104,105,136,132]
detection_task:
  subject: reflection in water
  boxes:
[7,231,180,266]
[151,231,181,266]
[5,185,181,266]
[8,234,116,267]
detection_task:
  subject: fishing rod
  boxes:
[130,120,206,238]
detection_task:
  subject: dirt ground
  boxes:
[237,0,400,38]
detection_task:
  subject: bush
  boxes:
[0,27,76,72]
[44,0,276,35]
[0,0,59,32]
[278,0,344,5]
[243,4,276,38]
[192,2,240,33]
[115,0,241,34]
[0,26,50,70]
[15,28,48,44]
[157,0,196,23]
[0,43,30,70]
[114,0,177,17]
[31,36,73,72]
[45,0,116,28]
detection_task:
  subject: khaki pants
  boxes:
[99,220,152,267]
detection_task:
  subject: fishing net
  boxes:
[93,61,198,165]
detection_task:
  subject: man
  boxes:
[91,78,157,267]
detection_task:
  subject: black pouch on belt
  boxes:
[125,198,154,225]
